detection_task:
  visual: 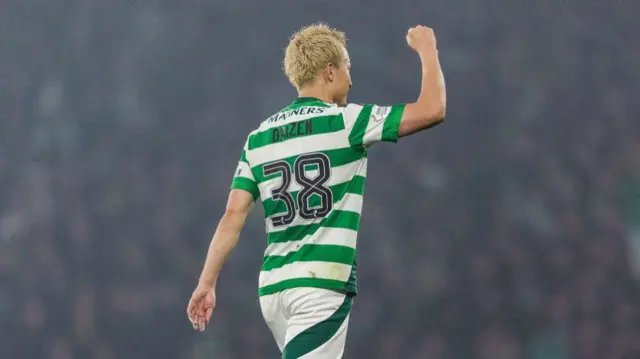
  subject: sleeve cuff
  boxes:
[230,177,260,200]
[381,104,405,143]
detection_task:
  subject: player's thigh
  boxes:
[259,292,288,352]
[281,288,353,359]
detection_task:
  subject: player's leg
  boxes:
[294,312,350,358]
[259,292,288,352]
[281,288,353,359]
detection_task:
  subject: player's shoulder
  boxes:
[344,102,395,114]
[240,127,261,149]
[341,102,370,120]
[346,102,383,109]
[343,102,379,112]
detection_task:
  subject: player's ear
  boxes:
[325,63,335,82]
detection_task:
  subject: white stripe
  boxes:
[249,130,350,166]
[362,105,385,146]
[265,193,364,234]
[259,261,352,287]
[264,227,358,257]
[333,193,364,213]
[234,161,255,181]
[342,104,364,131]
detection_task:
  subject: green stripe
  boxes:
[263,175,366,218]
[262,244,355,271]
[258,278,349,297]
[348,104,373,147]
[249,115,345,150]
[282,294,352,358]
[345,257,357,295]
[239,148,248,163]
[381,104,405,142]
[267,210,360,244]
[230,177,259,200]
[252,147,365,183]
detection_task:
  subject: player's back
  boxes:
[230,97,406,297]
[187,24,445,357]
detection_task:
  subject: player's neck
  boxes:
[297,88,335,105]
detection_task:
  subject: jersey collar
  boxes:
[292,97,327,106]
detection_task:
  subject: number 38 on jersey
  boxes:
[263,153,333,227]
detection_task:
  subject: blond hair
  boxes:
[284,23,347,90]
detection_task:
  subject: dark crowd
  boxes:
[1,1,639,358]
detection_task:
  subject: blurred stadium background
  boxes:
[1,0,639,358]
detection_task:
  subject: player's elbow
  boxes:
[428,101,446,124]
[219,208,249,234]
[418,96,446,125]
[399,101,446,137]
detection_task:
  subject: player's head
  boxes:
[284,23,352,106]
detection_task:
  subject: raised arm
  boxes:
[398,25,446,137]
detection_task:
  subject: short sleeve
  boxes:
[343,103,406,148]
[229,140,260,201]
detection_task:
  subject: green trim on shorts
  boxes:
[282,295,352,358]
[258,278,355,297]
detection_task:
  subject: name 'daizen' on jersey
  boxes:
[272,118,314,142]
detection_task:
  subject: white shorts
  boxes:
[259,287,353,359]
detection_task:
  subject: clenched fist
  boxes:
[406,25,437,54]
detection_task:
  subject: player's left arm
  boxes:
[197,189,254,289]
[198,142,259,287]
[188,142,259,331]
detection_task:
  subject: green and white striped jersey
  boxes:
[230,97,405,297]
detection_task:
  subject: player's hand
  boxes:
[406,25,437,54]
[187,282,216,332]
